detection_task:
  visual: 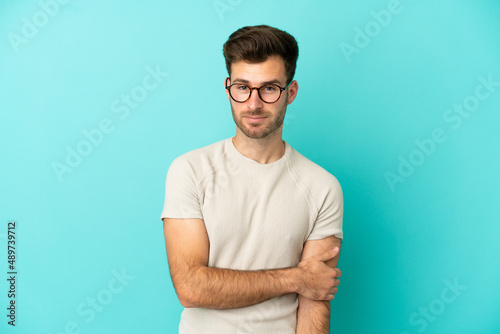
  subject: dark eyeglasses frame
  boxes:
[225,77,292,104]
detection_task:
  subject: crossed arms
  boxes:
[163,217,342,333]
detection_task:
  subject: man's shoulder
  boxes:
[176,138,228,161]
[288,144,341,190]
[169,138,230,174]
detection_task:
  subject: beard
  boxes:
[230,99,288,139]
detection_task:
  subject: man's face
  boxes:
[226,56,297,139]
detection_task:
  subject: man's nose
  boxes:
[247,88,264,110]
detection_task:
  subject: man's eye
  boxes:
[236,85,249,91]
[262,85,278,92]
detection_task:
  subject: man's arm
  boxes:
[163,217,340,309]
[296,236,342,334]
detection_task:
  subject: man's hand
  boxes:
[296,247,342,301]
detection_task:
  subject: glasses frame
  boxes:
[225,77,292,104]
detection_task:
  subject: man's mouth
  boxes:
[244,116,266,123]
[244,113,267,121]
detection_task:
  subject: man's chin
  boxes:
[243,131,269,139]
[239,126,270,139]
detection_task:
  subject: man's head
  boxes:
[223,25,299,85]
[223,25,299,140]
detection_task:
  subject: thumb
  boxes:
[315,247,339,262]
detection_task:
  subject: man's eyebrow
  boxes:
[232,78,285,86]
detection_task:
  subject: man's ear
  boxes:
[286,80,299,105]
[224,77,231,100]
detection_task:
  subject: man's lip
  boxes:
[245,116,266,120]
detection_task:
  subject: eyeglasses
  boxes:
[225,78,291,104]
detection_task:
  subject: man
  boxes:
[161,25,343,333]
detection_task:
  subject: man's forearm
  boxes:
[296,296,330,334]
[177,265,299,309]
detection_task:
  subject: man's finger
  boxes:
[315,247,339,262]
[335,268,342,278]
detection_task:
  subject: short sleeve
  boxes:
[307,176,343,240]
[160,157,203,221]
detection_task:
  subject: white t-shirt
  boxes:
[161,137,343,333]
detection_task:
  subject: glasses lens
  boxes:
[229,84,251,102]
[258,84,281,103]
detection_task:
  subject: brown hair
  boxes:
[223,25,299,84]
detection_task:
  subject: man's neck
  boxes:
[232,131,285,165]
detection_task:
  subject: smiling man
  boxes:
[161,25,344,333]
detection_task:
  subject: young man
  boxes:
[161,25,343,333]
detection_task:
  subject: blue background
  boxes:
[1,0,499,333]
